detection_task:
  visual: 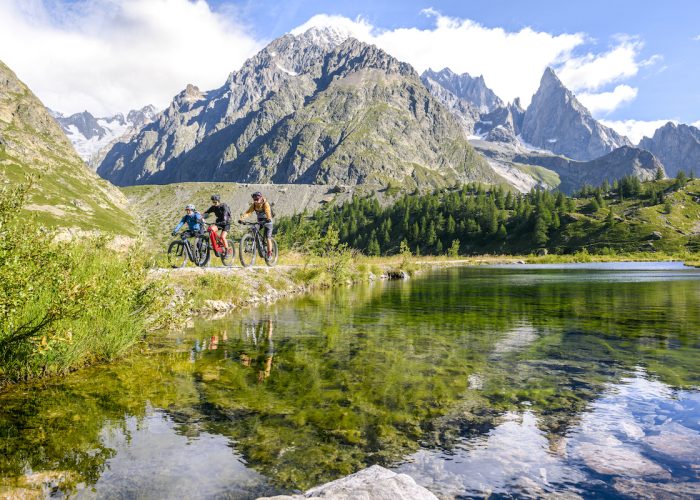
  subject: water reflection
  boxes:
[0,265,699,497]
[398,373,700,498]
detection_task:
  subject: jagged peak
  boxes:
[296,25,352,47]
[540,66,565,88]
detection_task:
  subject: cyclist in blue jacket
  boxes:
[172,204,204,236]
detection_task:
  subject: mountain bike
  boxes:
[167,230,209,268]
[238,221,278,267]
[200,221,235,267]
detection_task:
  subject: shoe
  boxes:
[227,248,233,256]
[266,251,272,259]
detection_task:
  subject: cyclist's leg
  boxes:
[220,222,231,251]
[262,222,273,255]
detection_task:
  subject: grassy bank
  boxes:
[0,183,171,388]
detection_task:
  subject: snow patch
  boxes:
[275,63,298,76]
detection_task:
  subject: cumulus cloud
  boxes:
[600,119,675,144]
[0,0,262,116]
[293,11,584,106]
[293,11,659,112]
[557,39,644,91]
[693,35,700,41]
[576,84,638,115]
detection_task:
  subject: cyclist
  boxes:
[239,191,273,258]
[172,204,204,237]
[203,194,232,255]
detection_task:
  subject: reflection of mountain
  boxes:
[1,267,699,496]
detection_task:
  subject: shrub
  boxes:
[0,181,167,385]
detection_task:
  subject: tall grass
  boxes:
[0,181,169,386]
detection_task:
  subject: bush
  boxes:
[0,181,167,385]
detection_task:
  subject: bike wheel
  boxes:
[239,234,256,267]
[196,237,211,267]
[264,238,278,267]
[220,239,235,267]
[167,240,187,268]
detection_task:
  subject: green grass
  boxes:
[0,184,169,387]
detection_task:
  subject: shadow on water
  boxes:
[1,264,699,497]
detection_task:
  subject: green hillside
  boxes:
[276,175,700,257]
[0,60,134,234]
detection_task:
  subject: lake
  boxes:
[1,263,699,498]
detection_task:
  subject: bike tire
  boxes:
[196,237,211,267]
[167,240,187,268]
[220,239,235,267]
[239,234,256,267]
[264,238,279,267]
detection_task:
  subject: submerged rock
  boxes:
[613,478,700,499]
[574,442,669,478]
[258,465,437,499]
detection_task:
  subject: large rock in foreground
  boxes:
[258,465,438,500]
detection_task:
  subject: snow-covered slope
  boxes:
[50,106,156,165]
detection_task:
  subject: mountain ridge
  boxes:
[97,29,501,190]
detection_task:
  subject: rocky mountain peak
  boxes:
[297,25,352,48]
[638,121,700,177]
[421,68,503,113]
[97,31,498,189]
[520,67,631,160]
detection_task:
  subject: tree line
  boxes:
[276,171,695,256]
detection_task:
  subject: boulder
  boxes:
[258,465,437,500]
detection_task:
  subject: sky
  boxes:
[0,0,699,143]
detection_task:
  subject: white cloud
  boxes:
[557,39,646,91]
[600,119,675,144]
[292,11,658,112]
[0,0,262,116]
[692,35,700,41]
[293,12,584,106]
[576,84,638,115]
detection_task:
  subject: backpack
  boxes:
[222,203,232,223]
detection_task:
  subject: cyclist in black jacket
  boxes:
[203,195,232,255]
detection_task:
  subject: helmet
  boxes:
[210,194,221,202]
[251,191,263,199]
[185,204,195,211]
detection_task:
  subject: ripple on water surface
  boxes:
[0,264,699,498]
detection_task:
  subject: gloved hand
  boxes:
[238,219,243,224]
[171,231,177,236]
[265,219,271,224]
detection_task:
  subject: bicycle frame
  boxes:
[205,223,226,256]
[180,232,206,263]
[246,223,267,257]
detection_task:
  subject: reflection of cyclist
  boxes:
[203,195,232,255]
[172,204,204,237]
[240,319,274,383]
[238,192,273,258]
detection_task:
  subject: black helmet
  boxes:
[211,194,221,202]
[251,191,262,199]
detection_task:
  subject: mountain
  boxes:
[472,140,663,194]
[520,68,632,161]
[51,105,156,163]
[0,59,134,233]
[474,99,526,144]
[421,68,503,113]
[97,29,500,189]
[639,122,700,177]
[419,73,480,133]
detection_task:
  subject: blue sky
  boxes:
[1,0,698,142]
[216,0,699,124]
